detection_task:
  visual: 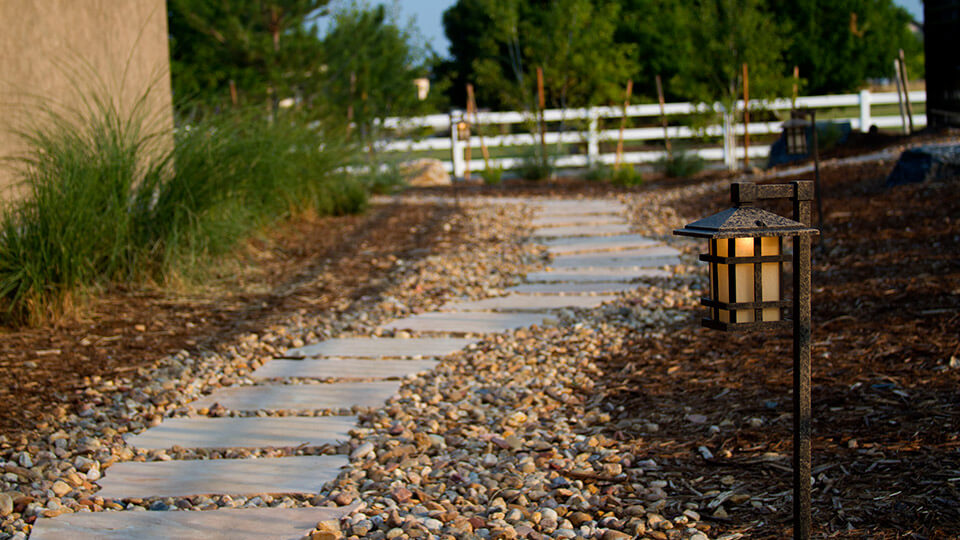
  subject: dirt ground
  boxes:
[0,201,457,447]
[595,160,960,538]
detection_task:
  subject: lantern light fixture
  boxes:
[675,180,819,540]
[783,113,811,156]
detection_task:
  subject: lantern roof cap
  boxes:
[674,206,819,239]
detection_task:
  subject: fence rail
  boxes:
[380,90,926,175]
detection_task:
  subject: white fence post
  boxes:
[722,110,737,171]
[859,89,872,132]
[587,108,600,167]
[450,112,465,178]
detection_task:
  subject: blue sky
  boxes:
[332,0,925,58]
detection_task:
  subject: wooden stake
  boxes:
[467,84,491,169]
[792,65,799,109]
[898,49,915,134]
[346,71,356,139]
[893,59,908,135]
[229,79,238,107]
[742,63,750,169]
[537,66,546,161]
[655,75,671,157]
[615,80,633,170]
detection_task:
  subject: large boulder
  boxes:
[887,144,960,187]
[400,159,451,187]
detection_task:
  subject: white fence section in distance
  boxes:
[381,90,925,176]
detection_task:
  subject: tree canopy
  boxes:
[168,0,430,135]
[440,0,923,110]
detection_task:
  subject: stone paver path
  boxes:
[95,456,348,499]
[126,416,356,450]
[39,196,681,537]
[30,505,360,540]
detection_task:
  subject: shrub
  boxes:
[584,164,610,182]
[659,149,706,178]
[610,164,643,186]
[584,163,643,186]
[480,166,504,185]
[518,151,553,181]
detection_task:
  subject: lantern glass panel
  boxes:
[710,236,781,323]
[787,126,807,155]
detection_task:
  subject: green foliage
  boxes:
[0,91,365,326]
[658,149,706,178]
[584,163,643,186]
[611,164,644,186]
[480,166,504,185]
[442,0,920,108]
[671,0,790,108]
[360,162,406,195]
[168,0,329,110]
[441,0,634,111]
[319,2,429,146]
[769,0,924,94]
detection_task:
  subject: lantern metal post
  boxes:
[675,181,817,540]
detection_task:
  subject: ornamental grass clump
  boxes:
[0,91,365,326]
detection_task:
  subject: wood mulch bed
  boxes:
[0,201,458,449]
[595,160,960,538]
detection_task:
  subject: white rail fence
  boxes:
[380,90,925,175]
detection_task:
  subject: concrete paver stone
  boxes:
[284,337,476,358]
[531,215,627,227]
[30,504,362,540]
[543,234,661,254]
[380,311,549,334]
[441,294,616,311]
[550,247,682,269]
[524,268,672,282]
[507,281,638,294]
[95,455,348,499]
[126,416,356,450]
[530,224,632,238]
[190,381,400,412]
[252,358,439,380]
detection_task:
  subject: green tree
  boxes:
[443,0,633,111]
[168,0,328,110]
[612,0,689,101]
[671,0,790,108]
[769,0,923,94]
[318,3,428,146]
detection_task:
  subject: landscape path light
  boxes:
[782,110,824,230]
[674,181,819,540]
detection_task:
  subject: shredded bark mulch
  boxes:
[597,161,960,538]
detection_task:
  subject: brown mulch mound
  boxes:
[597,162,960,537]
[0,201,457,448]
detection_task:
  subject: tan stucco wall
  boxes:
[0,0,174,201]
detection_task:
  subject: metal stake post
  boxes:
[733,181,814,540]
[792,182,813,540]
